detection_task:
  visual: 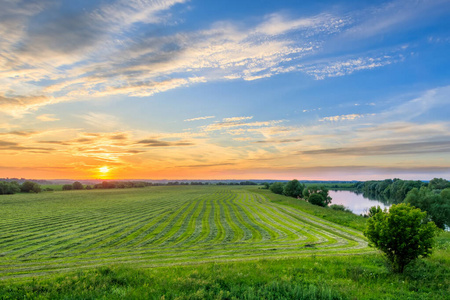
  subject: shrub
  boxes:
[20,181,41,193]
[269,182,284,195]
[329,204,352,213]
[308,193,327,207]
[62,184,73,191]
[72,181,84,190]
[283,179,305,198]
[0,181,21,194]
[364,203,438,273]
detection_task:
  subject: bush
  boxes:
[308,193,328,207]
[269,182,284,195]
[20,181,41,193]
[62,184,73,191]
[329,204,352,213]
[283,179,305,198]
[72,181,83,190]
[364,203,439,273]
[0,181,21,194]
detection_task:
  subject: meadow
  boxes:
[0,186,448,299]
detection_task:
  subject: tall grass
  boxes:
[1,253,448,299]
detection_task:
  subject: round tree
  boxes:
[308,193,326,207]
[72,181,84,190]
[364,203,438,273]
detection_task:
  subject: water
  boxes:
[328,190,391,215]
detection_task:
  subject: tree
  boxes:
[20,181,41,193]
[62,184,73,191]
[428,178,450,190]
[0,181,20,194]
[283,179,305,198]
[367,205,383,218]
[72,181,83,190]
[308,193,327,207]
[303,185,332,207]
[364,203,438,273]
[269,182,284,195]
[405,187,450,230]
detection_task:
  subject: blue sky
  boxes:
[0,0,449,180]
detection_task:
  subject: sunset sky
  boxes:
[1,0,449,180]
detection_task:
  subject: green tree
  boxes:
[367,205,383,218]
[269,182,284,195]
[428,178,450,190]
[72,181,84,190]
[303,185,331,206]
[20,181,41,193]
[62,184,73,191]
[0,181,21,194]
[364,203,438,273]
[283,179,305,198]
[405,187,450,230]
[308,193,327,207]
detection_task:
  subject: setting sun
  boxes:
[99,166,110,174]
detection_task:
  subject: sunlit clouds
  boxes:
[0,0,449,180]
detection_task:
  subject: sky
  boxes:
[0,0,450,181]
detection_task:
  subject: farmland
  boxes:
[1,186,448,299]
[0,186,369,279]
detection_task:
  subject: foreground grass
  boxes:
[1,251,448,300]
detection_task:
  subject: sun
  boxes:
[99,166,110,174]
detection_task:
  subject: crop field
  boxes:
[0,186,370,280]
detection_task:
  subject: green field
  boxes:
[0,186,448,299]
[0,186,369,279]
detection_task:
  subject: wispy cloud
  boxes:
[319,113,375,122]
[222,116,253,122]
[1,1,426,115]
[79,112,123,130]
[184,116,216,122]
[136,139,194,147]
[299,140,450,156]
[302,55,400,80]
[37,114,59,122]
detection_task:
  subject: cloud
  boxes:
[0,140,54,153]
[222,116,253,122]
[136,139,194,147]
[0,95,53,116]
[202,119,284,132]
[184,116,216,122]
[302,55,400,80]
[319,113,374,122]
[0,130,38,137]
[36,114,59,122]
[2,0,445,117]
[253,138,303,144]
[299,140,450,156]
[80,112,123,130]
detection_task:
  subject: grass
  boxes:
[1,253,448,299]
[255,189,367,231]
[0,185,448,299]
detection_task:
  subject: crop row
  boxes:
[0,186,369,279]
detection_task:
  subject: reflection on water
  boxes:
[329,190,391,215]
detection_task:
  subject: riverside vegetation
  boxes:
[0,186,448,299]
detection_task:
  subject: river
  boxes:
[328,190,391,215]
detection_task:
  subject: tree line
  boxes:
[0,181,42,194]
[354,178,449,229]
[266,179,332,207]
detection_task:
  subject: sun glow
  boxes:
[99,166,110,174]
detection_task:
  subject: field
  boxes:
[0,186,369,279]
[0,186,448,299]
